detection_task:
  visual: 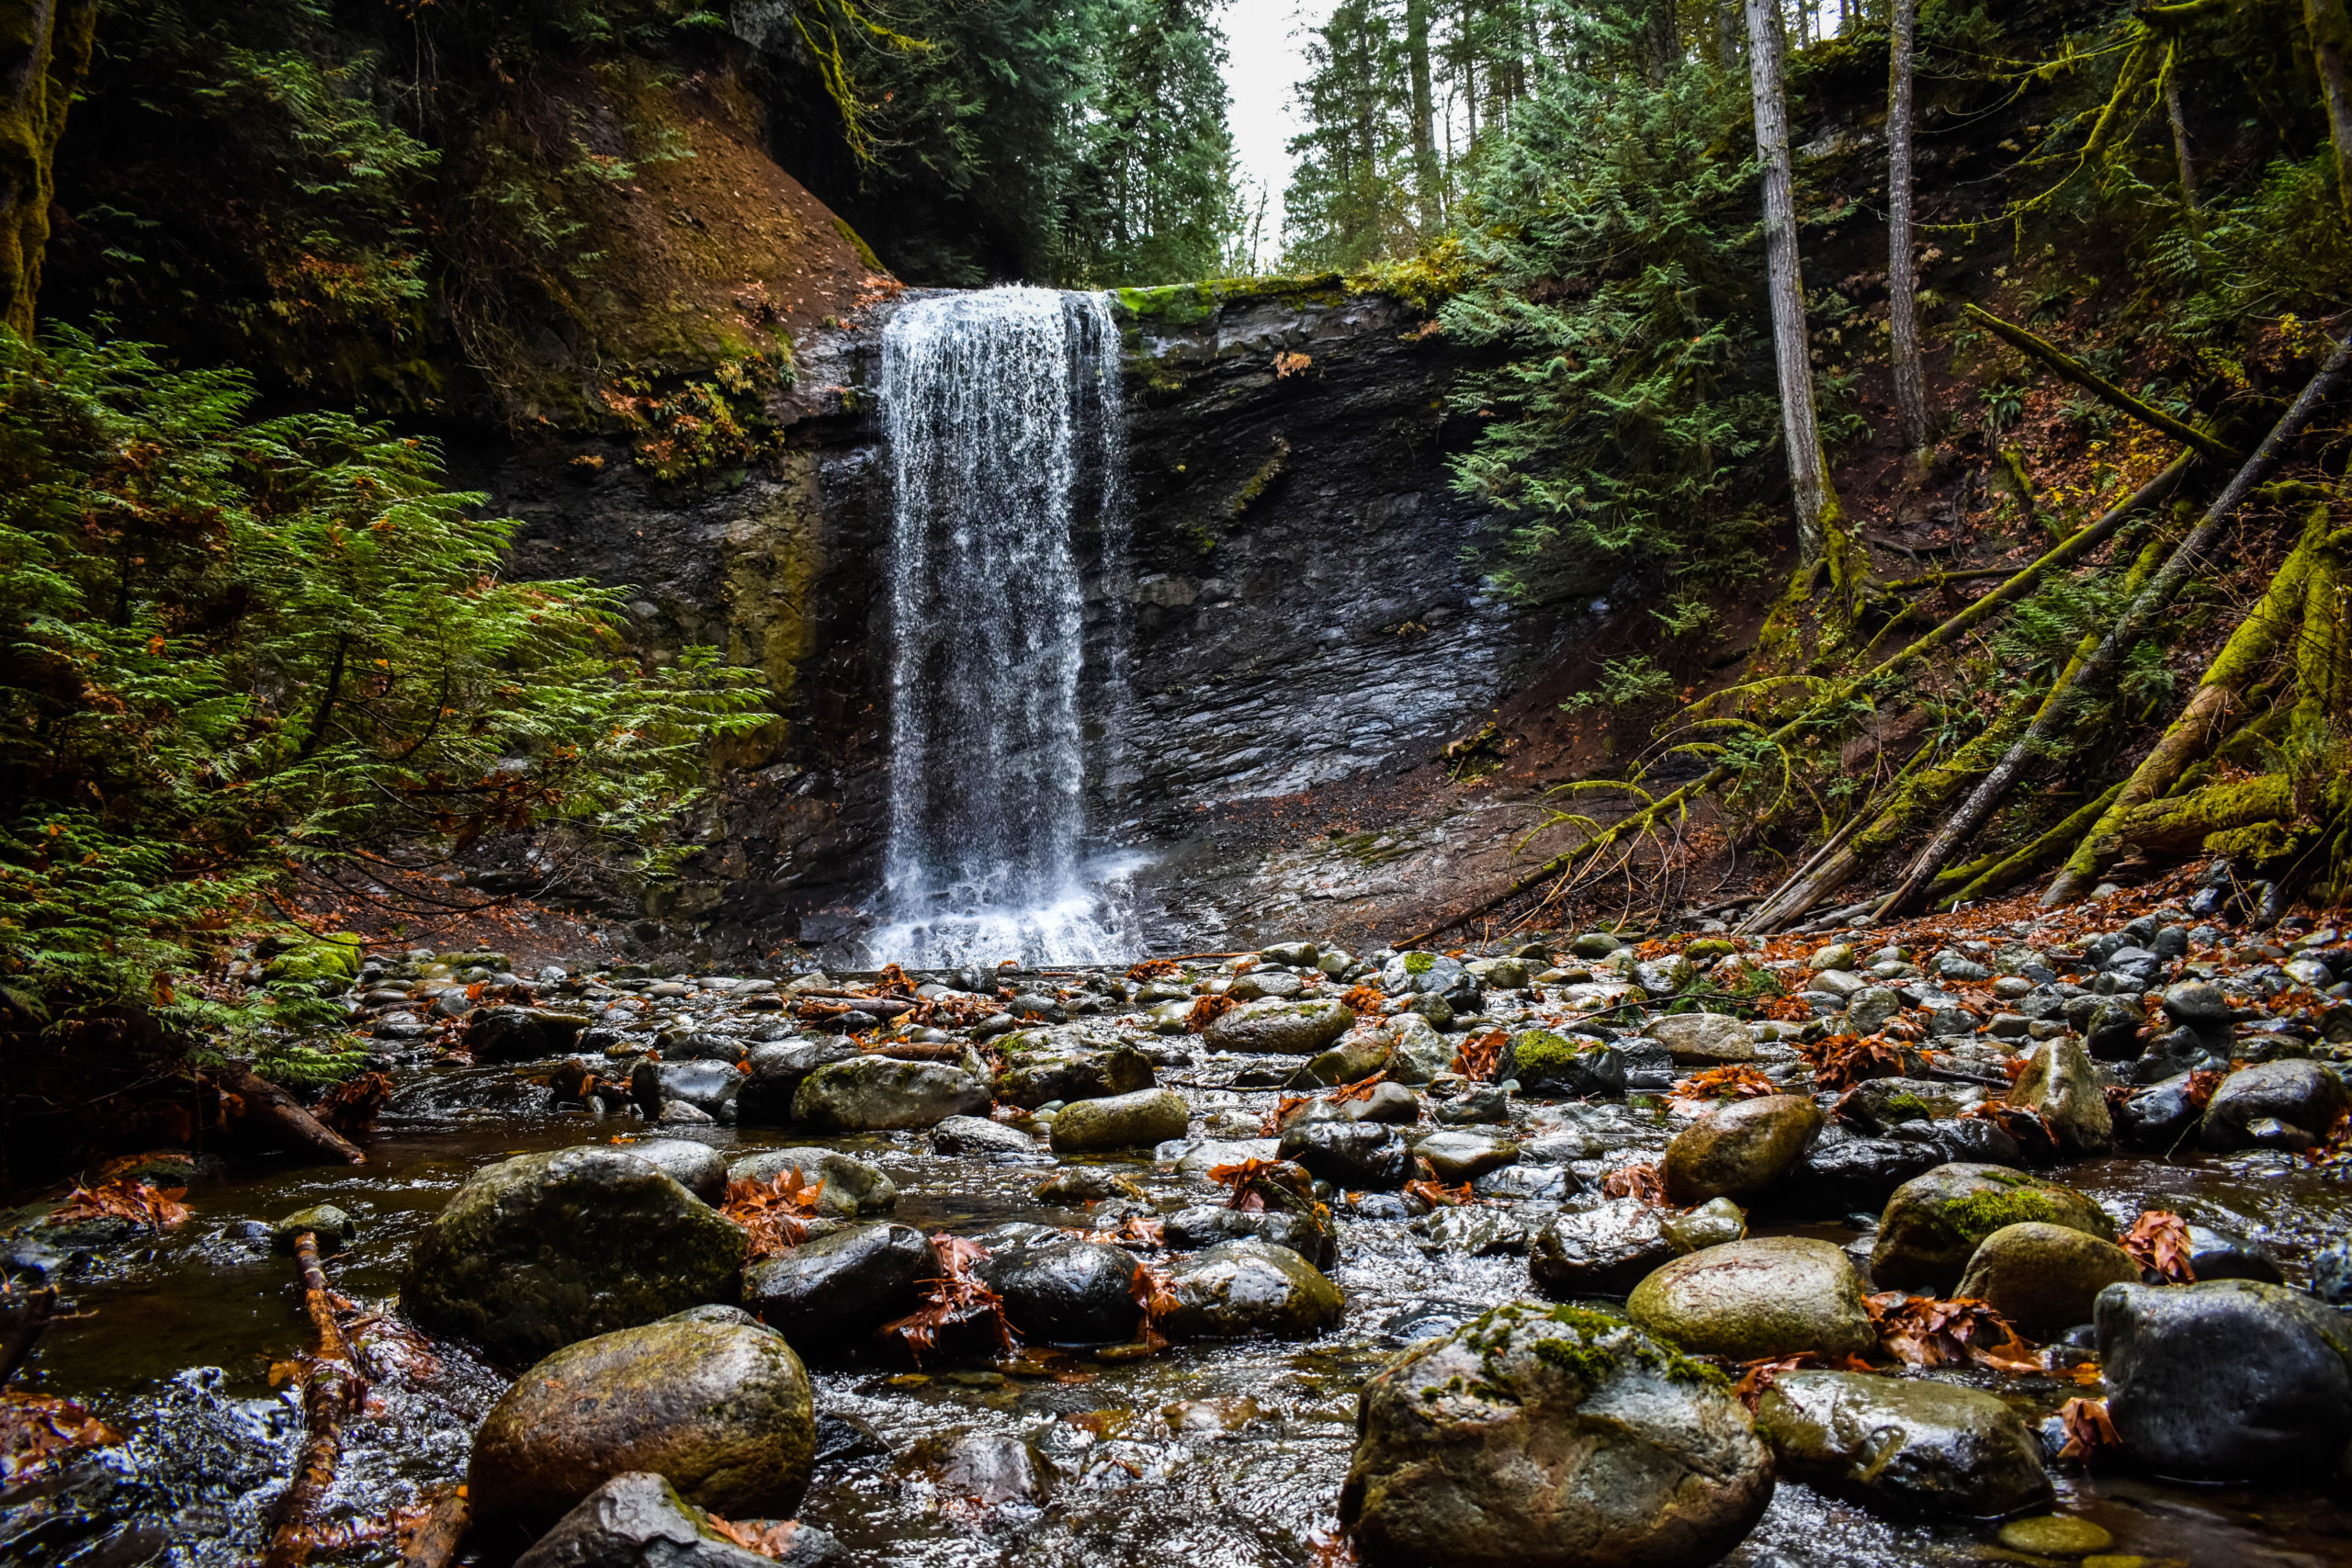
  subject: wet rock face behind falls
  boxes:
[474,282,1585,947]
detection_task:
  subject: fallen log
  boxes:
[1882,330,2352,916]
[398,1489,471,1568]
[215,1063,366,1166]
[1939,782,2126,908]
[263,1230,361,1568]
[1963,305,2240,463]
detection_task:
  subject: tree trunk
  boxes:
[1883,330,2352,914]
[2041,506,2325,903]
[2161,41,2200,212]
[1645,0,1680,85]
[1718,0,1744,67]
[1406,0,1442,235]
[2306,0,2352,223]
[1886,0,1929,449]
[0,0,97,339]
[1747,0,1855,601]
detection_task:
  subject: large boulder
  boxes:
[402,1147,747,1363]
[1340,1302,1772,1568]
[1626,1237,1876,1362]
[606,1139,727,1205]
[1277,1121,1411,1189]
[1529,1199,1680,1298]
[1954,1223,2139,1338]
[1047,1088,1190,1152]
[2199,1060,2348,1151]
[979,1235,1142,1345]
[1202,998,1356,1055]
[1755,1371,2052,1519]
[734,1040,855,1124]
[1161,1239,1343,1338]
[725,1148,896,1218]
[2007,1038,2114,1156]
[2097,1279,2352,1482]
[508,1472,805,1568]
[1644,1013,1759,1066]
[1870,1164,2114,1293]
[469,1313,814,1538]
[741,1223,935,1350]
[991,1041,1155,1108]
[1662,1096,1821,1205]
[792,1057,989,1132]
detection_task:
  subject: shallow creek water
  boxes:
[17,1053,2352,1568]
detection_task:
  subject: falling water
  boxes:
[868,287,1134,965]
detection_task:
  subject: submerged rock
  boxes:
[401,1147,747,1363]
[1755,1371,2052,1518]
[469,1313,813,1537]
[1626,1237,1876,1362]
[2097,1278,2352,1482]
[1340,1302,1771,1568]
[791,1058,989,1132]
[1161,1239,1343,1338]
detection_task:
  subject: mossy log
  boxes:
[1939,781,2126,908]
[2114,773,2298,858]
[0,0,97,336]
[1962,305,2240,463]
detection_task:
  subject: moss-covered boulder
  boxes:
[1340,1302,1772,1568]
[1047,1088,1190,1152]
[469,1311,813,1540]
[1955,1222,2140,1337]
[1662,1095,1822,1204]
[1870,1164,2114,1293]
[261,932,366,985]
[1627,1237,1876,1362]
[1503,1029,1626,1097]
[401,1147,747,1363]
[1201,997,1355,1055]
[1756,1371,2053,1518]
[791,1057,989,1132]
[991,1042,1156,1108]
[1295,1030,1395,1088]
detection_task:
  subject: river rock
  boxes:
[1381,952,1464,996]
[991,1042,1155,1108]
[1663,1095,1822,1205]
[1626,1237,1876,1362]
[742,1222,936,1349]
[726,1148,897,1217]
[2081,996,2147,1060]
[2199,1060,2348,1151]
[1295,1030,1394,1088]
[1164,1203,1339,1269]
[2098,1279,2352,1481]
[1755,1371,2052,1518]
[1954,1222,2139,1337]
[1340,1302,1772,1568]
[2113,1072,2206,1150]
[792,1058,989,1132]
[2007,1037,2114,1156]
[1412,1129,1518,1182]
[1659,1197,1746,1253]
[469,1313,813,1535]
[508,1472,786,1568]
[1870,1164,2115,1293]
[734,1040,856,1124]
[469,1005,593,1063]
[655,1060,743,1122]
[1048,1088,1190,1151]
[1777,1134,1944,1213]
[1202,997,1356,1055]
[1378,1013,1458,1084]
[614,1139,728,1204]
[929,1115,1041,1156]
[1161,1239,1343,1338]
[1645,1012,1758,1066]
[1502,1030,1626,1097]
[907,1430,1053,1506]
[402,1147,748,1362]
[979,1235,1142,1344]
[1529,1198,1679,1298]
[1632,955,1695,997]
[1277,1121,1411,1188]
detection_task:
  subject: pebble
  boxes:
[1998,1516,2115,1556]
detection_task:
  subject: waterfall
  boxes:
[869,287,1133,965]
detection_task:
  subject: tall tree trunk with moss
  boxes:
[0,0,96,339]
[1746,0,1854,597]
[1717,0,1743,68]
[2307,0,2352,222]
[1644,0,1680,85]
[1407,0,1442,236]
[1886,0,1929,450]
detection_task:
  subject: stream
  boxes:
[15,1022,2352,1568]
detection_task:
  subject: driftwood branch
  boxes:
[215,1063,366,1166]
[398,1489,472,1568]
[264,1231,361,1568]
[1963,304,2241,462]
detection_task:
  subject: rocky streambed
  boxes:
[9,889,2352,1568]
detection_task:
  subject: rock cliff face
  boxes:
[472,279,1594,950]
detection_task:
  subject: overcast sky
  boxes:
[1222,1,1331,265]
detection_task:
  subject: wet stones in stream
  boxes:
[1341,1302,1771,1568]
[1501,1029,1626,1097]
[2199,1058,2348,1151]
[727,1148,897,1216]
[1200,997,1356,1055]
[468,1004,593,1063]
[1046,1087,1189,1151]
[745,1223,937,1348]
[978,1234,1145,1344]
[1276,1121,1411,1188]
[616,1138,729,1203]
[2006,1037,2114,1155]
[469,1309,815,1540]
[1868,1163,2114,1293]
[1661,1094,1821,1204]
[1952,1222,2140,1338]
[734,1040,857,1124]
[1529,1198,1681,1297]
[930,1114,1044,1156]
[791,1057,989,1132]
[1753,1371,2054,1518]
[402,1145,748,1362]
[2098,1278,2352,1481]
[1161,1238,1344,1338]
[990,1038,1155,1107]
[510,1472,839,1568]
[1626,1237,1876,1362]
